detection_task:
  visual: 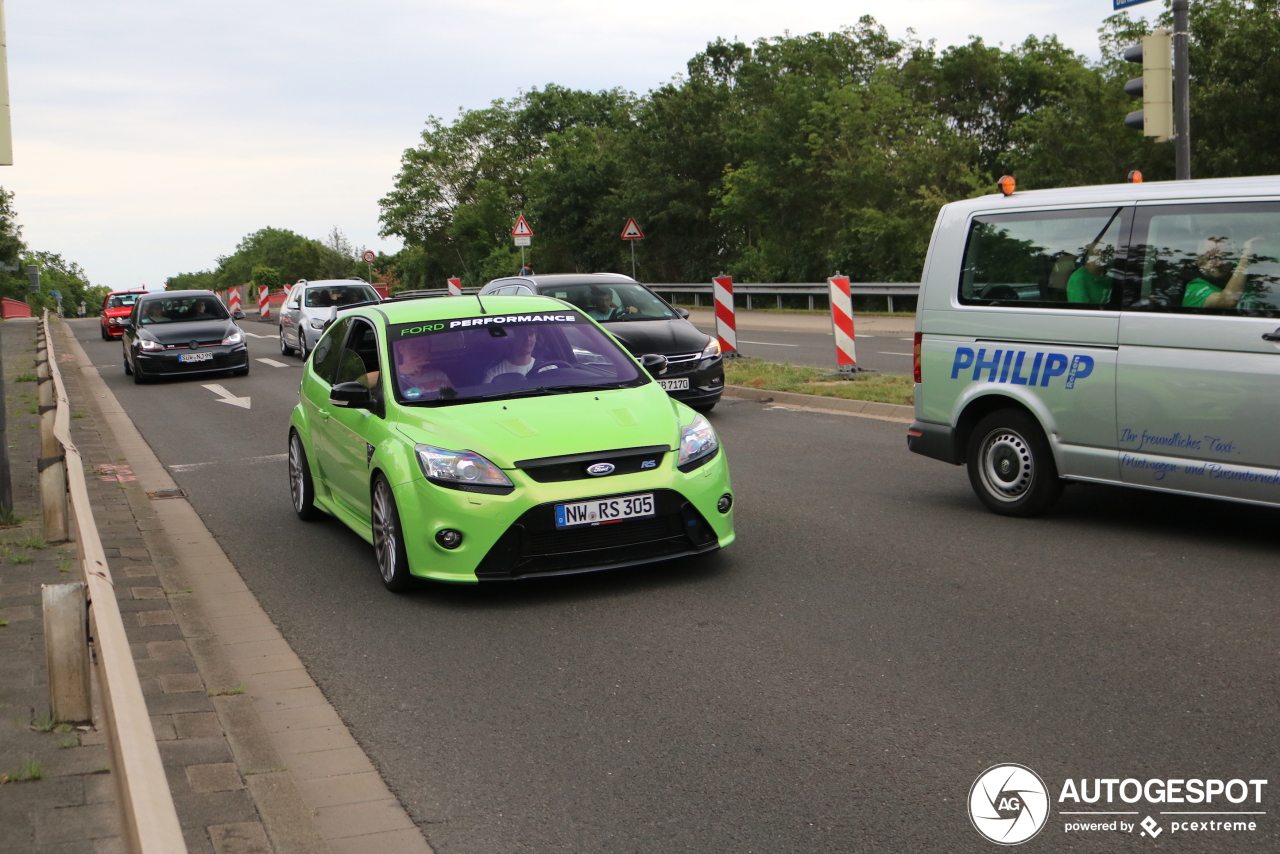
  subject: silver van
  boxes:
[908,176,1280,516]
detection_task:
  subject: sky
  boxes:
[4,0,1162,290]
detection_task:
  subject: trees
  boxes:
[368,5,1280,287]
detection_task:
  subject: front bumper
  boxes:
[392,447,734,582]
[135,345,249,376]
[660,355,724,407]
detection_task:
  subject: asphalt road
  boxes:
[688,320,915,374]
[73,318,1280,853]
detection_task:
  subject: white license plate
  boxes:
[179,352,213,363]
[658,378,689,391]
[555,493,655,528]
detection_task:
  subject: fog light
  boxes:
[435,529,463,549]
[717,494,733,513]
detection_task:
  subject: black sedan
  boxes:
[121,291,249,384]
[479,273,723,411]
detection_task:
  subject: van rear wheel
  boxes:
[966,409,1062,517]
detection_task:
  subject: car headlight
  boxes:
[415,444,513,488]
[700,337,721,360]
[221,329,243,345]
[138,338,164,351]
[309,318,327,329]
[677,413,719,470]
[108,317,122,325]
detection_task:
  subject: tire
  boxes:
[280,330,292,356]
[371,475,414,593]
[297,333,309,362]
[100,326,109,341]
[966,409,1063,517]
[123,352,132,375]
[132,363,149,384]
[288,431,322,521]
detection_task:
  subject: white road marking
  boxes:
[202,383,251,409]
[878,351,913,356]
[241,331,273,339]
[255,358,291,368]
[169,453,287,473]
[738,340,798,347]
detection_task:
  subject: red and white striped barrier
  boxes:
[257,285,270,318]
[713,275,738,357]
[828,273,859,372]
[228,288,242,314]
[447,277,462,296]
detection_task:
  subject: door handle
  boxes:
[1262,329,1280,342]
[317,408,331,422]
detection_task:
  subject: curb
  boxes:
[58,320,434,854]
[721,385,914,422]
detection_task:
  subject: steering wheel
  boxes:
[534,360,574,375]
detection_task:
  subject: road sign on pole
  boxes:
[512,216,533,266]
[621,218,644,279]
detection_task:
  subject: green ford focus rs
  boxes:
[287,294,735,591]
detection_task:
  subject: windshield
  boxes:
[389,311,645,404]
[305,284,378,308]
[138,296,229,324]
[108,293,140,309]
[540,283,675,321]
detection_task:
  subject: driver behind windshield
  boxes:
[583,286,636,322]
[483,327,540,382]
[141,301,167,324]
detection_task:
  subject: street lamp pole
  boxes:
[1173,0,1191,180]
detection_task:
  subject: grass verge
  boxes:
[723,358,914,406]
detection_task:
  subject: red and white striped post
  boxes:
[828,272,859,373]
[713,274,739,358]
[228,287,242,314]
[257,285,270,319]
[447,277,462,296]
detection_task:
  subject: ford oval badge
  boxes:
[586,462,615,477]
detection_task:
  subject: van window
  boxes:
[1126,202,1280,315]
[959,208,1129,308]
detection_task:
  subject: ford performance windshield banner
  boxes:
[392,311,585,339]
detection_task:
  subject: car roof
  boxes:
[143,290,216,299]
[360,293,574,326]
[489,273,640,289]
[108,289,149,295]
[299,279,375,288]
[946,174,1280,217]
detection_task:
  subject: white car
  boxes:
[277,279,381,359]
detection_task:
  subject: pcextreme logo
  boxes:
[968,765,1268,845]
[969,764,1050,845]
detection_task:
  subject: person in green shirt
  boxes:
[1183,234,1262,308]
[1066,240,1113,304]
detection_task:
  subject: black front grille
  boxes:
[474,488,718,579]
[517,445,669,484]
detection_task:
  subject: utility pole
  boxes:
[1172,0,1191,180]
[0,0,13,518]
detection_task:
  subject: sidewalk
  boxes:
[2,317,435,853]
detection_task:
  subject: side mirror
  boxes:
[119,318,133,328]
[329,382,371,408]
[232,309,246,320]
[640,354,668,377]
[674,306,691,319]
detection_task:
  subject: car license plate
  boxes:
[658,378,689,391]
[555,493,655,528]
[179,352,213,363]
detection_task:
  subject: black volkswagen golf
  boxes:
[122,291,249,383]
[479,273,723,411]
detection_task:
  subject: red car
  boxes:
[99,289,148,339]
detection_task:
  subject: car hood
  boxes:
[601,318,709,357]
[395,385,682,469]
[137,319,237,344]
[104,306,133,318]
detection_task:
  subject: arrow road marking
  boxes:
[202,383,251,409]
[255,358,291,368]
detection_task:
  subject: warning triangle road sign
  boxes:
[620,217,645,240]
[511,215,534,237]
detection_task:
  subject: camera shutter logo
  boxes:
[969,764,1050,845]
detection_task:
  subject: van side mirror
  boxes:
[640,354,668,377]
[329,382,372,408]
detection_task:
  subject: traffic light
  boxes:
[1123,29,1173,141]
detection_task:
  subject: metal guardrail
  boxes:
[39,312,188,854]
[646,282,920,312]
[389,282,920,312]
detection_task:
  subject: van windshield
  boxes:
[389,311,645,404]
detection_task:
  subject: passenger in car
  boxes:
[394,336,453,395]
[1183,233,1263,308]
[1066,240,1114,304]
